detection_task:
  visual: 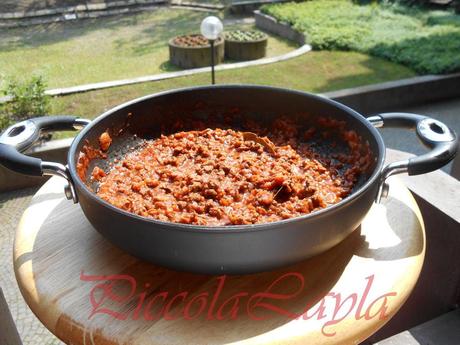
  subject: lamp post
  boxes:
[200,16,223,85]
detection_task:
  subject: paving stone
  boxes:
[375,310,460,345]
[0,187,64,345]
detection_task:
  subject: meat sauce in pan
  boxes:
[78,116,373,226]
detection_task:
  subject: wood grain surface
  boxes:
[14,176,425,345]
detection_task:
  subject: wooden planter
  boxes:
[225,36,268,61]
[169,35,224,69]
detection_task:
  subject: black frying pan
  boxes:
[0,85,457,274]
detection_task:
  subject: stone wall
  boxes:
[0,0,167,27]
[1,0,124,13]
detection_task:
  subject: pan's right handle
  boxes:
[367,113,457,202]
[0,116,91,202]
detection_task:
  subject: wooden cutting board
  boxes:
[14,176,425,345]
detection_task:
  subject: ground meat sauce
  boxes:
[84,116,373,226]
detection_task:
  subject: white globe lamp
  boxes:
[200,16,223,40]
[200,16,223,84]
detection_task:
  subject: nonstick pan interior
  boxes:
[76,86,380,197]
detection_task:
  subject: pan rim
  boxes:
[68,84,386,233]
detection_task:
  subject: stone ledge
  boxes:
[0,0,164,19]
[227,0,290,15]
[374,309,460,344]
[0,0,167,28]
[322,73,460,115]
[170,0,224,10]
[254,10,305,45]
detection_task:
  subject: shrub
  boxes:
[261,0,460,74]
[0,76,50,131]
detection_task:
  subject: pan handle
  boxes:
[0,116,91,202]
[367,113,458,202]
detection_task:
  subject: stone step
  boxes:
[0,1,166,28]
[0,0,165,19]
[375,309,460,345]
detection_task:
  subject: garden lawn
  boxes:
[50,50,415,138]
[262,0,460,74]
[0,8,294,88]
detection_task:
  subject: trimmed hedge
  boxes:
[261,0,460,74]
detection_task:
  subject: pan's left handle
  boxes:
[0,116,91,202]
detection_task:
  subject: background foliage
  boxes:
[0,76,50,130]
[262,0,460,74]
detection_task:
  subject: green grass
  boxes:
[50,50,415,138]
[261,0,460,74]
[0,8,294,88]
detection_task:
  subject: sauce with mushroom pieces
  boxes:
[88,117,373,226]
